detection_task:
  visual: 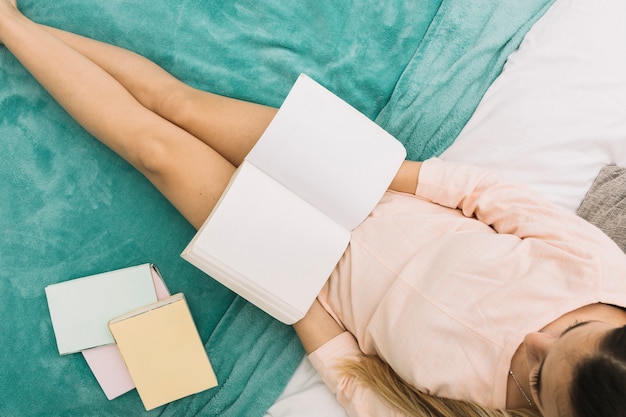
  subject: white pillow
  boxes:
[441,0,626,213]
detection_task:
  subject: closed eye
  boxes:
[530,364,542,394]
[531,320,592,407]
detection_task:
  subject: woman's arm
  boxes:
[415,158,614,248]
[293,299,344,353]
[388,160,422,194]
[297,303,411,417]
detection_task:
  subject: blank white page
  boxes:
[185,163,349,323]
[247,74,406,230]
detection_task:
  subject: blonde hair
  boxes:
[341,356,541,417]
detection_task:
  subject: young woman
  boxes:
[2,2,625,417]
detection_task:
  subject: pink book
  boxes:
[81,264,170,400]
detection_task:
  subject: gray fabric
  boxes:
[577,164,626,253]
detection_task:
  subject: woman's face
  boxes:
[523,321,613,417]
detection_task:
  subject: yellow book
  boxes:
[108,293,218,410]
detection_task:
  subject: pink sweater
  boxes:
[311,158,626,416]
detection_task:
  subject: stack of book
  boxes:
[44,263,218,410]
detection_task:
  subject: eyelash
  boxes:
[567,319,583,330]
[530,368,540,393]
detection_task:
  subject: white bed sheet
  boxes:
[265,0,626,415]
[442,0,626,213]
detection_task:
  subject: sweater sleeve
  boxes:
[308,332,409,417]
[415,158,606,247]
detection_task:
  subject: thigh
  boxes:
[164,85,278,167]
[42,24,277,167]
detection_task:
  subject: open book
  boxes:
[182,74,406,324]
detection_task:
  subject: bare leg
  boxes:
[41,25,277,166]
[0,4,237,229]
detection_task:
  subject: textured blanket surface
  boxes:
[0,0,552,416]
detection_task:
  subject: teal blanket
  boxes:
[0,0,553,416]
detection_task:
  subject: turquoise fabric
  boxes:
[0,0,553,416]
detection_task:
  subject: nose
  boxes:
[523,331,557,367]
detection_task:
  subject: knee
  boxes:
[152,81,197,128]
[130,131,175,178]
